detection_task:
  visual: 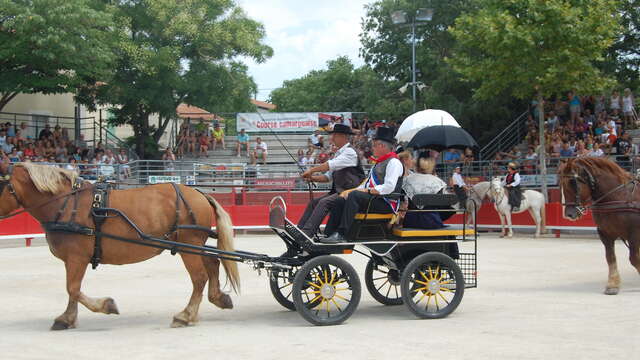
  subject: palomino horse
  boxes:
[0,162,239,329]
[488,177,546,238]
[559,157,640,295]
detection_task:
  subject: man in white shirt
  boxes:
[250,137,268,165]
[308,130,324,148]
[451,166,469,205]
[324,127,403,243]
[299,124,363,238]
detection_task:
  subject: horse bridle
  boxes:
[0,167,23,210]
[564,166,635,216]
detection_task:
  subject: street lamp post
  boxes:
[392,6,433,114]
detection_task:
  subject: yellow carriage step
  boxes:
[354,213,394,220]
[392,227,476,237]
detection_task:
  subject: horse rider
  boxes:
[451,165,470,206]
[322,127,403,243]
[298,124,364,238]
[502,162,522,211]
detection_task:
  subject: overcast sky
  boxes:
[237,0,373,100]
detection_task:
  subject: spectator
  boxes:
[610,90,621,112]
[250,137,268,165]
[589,143,604,157]
[301,149,315,166]
[2,136,14,154]
[615,132,632,166]
[65,158,79,173]
[162,148,176,175]
[236,128,250,157]
[117,149,131,178]
[444,148,461,164]
[187,132,197,156]
[195,119,209,135]
[211,123,225,150]
[308,129,324,148]
[568,90,581,127]
[622,88,635,128]
[559,142,574,157]
[39,124,52,140]
[546,111,559,131]
[198,132,209,157]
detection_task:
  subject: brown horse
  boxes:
[0,162,239,329]
[559,157,640,295]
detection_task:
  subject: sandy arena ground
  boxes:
[0,233,638,360]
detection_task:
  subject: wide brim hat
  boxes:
[373,127,396,144]
[328,124,354,135]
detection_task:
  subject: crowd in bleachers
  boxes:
[0,121,131,179]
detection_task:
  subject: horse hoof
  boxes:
[604,287,619,295]
[51,320,75,331]
[103,298,120,315]
[170,317,190,328]
[211,294,234,309]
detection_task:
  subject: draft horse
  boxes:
[559,157,640,295]
[0,162,239,329]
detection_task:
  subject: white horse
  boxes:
[488,177,546,238]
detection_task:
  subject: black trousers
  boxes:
[337,190,393,236]
[298,193,341,236]
[507,186,522,209]
[453,185,467,205]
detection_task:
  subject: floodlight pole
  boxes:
[411,18,417,114]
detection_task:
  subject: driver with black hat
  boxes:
[322,127,403,243]
[298,124,364,238]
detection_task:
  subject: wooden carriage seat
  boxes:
[392,224,475,238]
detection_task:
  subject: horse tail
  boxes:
[202,193,240,293]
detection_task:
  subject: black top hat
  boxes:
[374,127,396,144]
[328,124,354,135]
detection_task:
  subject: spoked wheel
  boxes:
[365,258,403,305]
[292,255,361,326]
[269,266,300,311]
[401,252,465,319]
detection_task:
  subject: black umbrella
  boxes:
[406,125,478,151]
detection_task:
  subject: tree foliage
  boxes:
[0,0,117,111]
[449,0,621,100]
[359,0,526,146]
[77,0,272,158]
[600,0,640,90]
[268,56,411,120]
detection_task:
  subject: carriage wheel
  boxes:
[365,258,403,306]
[292,255,361,326]
[401,252,464,319]
[269,267,299,311]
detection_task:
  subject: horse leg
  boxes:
[628,239,640,276]
[202,256,233,309]
[172,253,208,327]
[529,207,541,238]
[497,210,506,238]
[600,233,621,295]
[505,210,514,238]
[52,260,120,330]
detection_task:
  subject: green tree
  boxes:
[449,0,621,197]
[77,0,272,158]
[0,0,117,111]
[359,0,526,145]
[601,0,640,90]
[269,56,410,121]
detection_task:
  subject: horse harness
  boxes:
[566,166,640,216]
[0,170,212,270]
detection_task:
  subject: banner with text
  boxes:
[237,112,353,132]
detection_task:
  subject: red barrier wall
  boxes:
[0,191,595,238]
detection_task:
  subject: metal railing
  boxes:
[479,111,529,161]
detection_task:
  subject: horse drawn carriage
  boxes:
[266,193,477,325]
[0,162,477,328]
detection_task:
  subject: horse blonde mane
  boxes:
[16,163,78,194]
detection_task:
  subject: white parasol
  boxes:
[395,109,460,142]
